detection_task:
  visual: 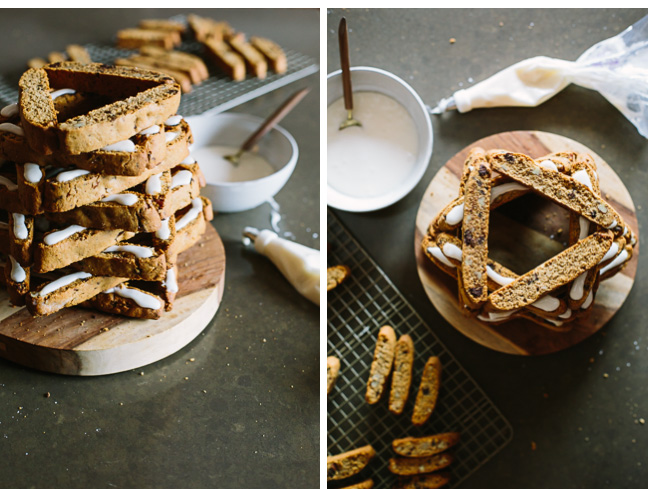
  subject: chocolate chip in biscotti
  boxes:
[365,325,397,404]
[412,356,442,426]
[326,445,376,481]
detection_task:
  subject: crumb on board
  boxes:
[449,38,456,44]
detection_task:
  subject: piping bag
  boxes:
[432,14,648,139]
[243,227,320,306]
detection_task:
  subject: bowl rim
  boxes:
[326,66,433,212]
[185,112,299,188]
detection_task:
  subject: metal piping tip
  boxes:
[242,226,260,244]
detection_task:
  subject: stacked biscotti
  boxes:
[0,61,212,320]
[422,148,637,331]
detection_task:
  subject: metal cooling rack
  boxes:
[0,36,318,116]
[327,209,513,489]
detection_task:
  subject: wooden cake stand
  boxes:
[0,223,225,375]
[414,131,639,356]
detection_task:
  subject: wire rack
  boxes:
[0,38,318,116]
[327,209,513,489]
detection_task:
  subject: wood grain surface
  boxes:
[414,131,639,356]
[0,222,225,375]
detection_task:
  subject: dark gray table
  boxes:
[327,8,648,489]
[0,9,319,488]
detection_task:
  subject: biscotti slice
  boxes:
[598,239,633,281]
[139,45,209,82]
[389,334,415,415]
[27,57,47,69]
[66,44,92,64]
[326,445,376,481]
[165,197,212,264]
[392,432,460,458]
[488,151,624,234]
[84,283,165,319]
[250,36,287,74]
[8,211,34,266]
[4,255,30,306]
[327,264,350,291]
[389,453,454,476]
[114,57,193,93]
[138,19,186,34]
[117,28,181,50]
[392,473,451,489]
[73,243,167,281]
[412,356,442,426]
[327,355,341,395]
[227,37,267,79]
[486,231,614,313]
[203,38,246,81]
[25,271,126,317]
[18,67,58,154]
[187,14,233,42]
[339,480,374,489]
[48,51,67,63]
[459,149,491,309]
[365,325,397,404]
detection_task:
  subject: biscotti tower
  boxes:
[0,61,213,319]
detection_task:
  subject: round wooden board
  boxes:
[414,131,639,356]
[0,223,225,375]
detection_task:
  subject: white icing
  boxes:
[581,290,594,309]
[43,224,85,245]
[531,295,560,312]
[0,122,23,137]
[578,216,590,240]
[442,243,462,262]
[599,249,629,275]
[599,242,619,264]
[164,267,178,293]
[538,159,558,171]
[559,309,572,319]
[1,103,18,118]
[445,203,464,225]
[23,163,42,183]
[56,169,90,182]
[165,131,180,143]
[170,170,192,189]
[104,285,161,309]
[165,115,183,126]
[490,182,527,203]
[101,193,138,206]
[181,156,196,165]
[50,88,76,100]
[428,246,454,268]
[606,219,617,230]
[175,198,203,230]
[478,311,515,322]
[570,272,587,301]
[0,175,18,191]
[38,271,91,297]
[486,265,515,286]
[9,256,26,283]
[101,139,136,152]
[103,244,154,258]
[145,173,162,195]
[545,318,564,327]
[156,218,171,240]
[12,213,28,240]
[572,169,593,190]
[139,125,160,136]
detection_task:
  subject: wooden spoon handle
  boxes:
[240,87,310,152]
[338,17,353,112]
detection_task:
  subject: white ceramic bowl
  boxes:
[327,66,433,212]
[185,112,298,213]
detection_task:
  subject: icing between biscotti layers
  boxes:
[103,285,162,310]
[0,122,24,137]
[145,173,162,195]
[156,218,171,240]
[12,213,28,240]
[181,156,196,165]
[55,168,90,182]
[170,170,192,189]
[9,255,26,283]
[443,181,528,225]
[175,198,202,230]
[139,125,160,136]
[101,139,136,152]
[37,271,92,297]
[569,169,594,301]
[0,175,18,191]
[599,248,629,276]
[164,266,178,293]
[49,88,76,100]
[165,115,183,126]
[103,244,154,258]
[100,193,139,206]
[23,163,42,183]
[165,131,180,143]
[43,224,85,246]
[0,103,18,118]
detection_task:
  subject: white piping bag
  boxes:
[243,227,320,306]
[432,14,648,138]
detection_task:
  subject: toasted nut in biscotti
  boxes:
[392,432,460,457]
[327,264,350,291]
[388,453,454,476]
[392,473,451,489]
[327,445,376,481]
[389,334,415,415]
[327,355,341,395]
[365,325,397,404]
[412,356,442,426]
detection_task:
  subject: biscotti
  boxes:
[392,473,451,489]
[365,325,397,404]
[327,355,341,395]
[388,453,454,476]
[116,28,181,50]
[327,264,350,291]
[392,432,460,457]
[250,36,287,74]
[227,37,267,79]
[412,356,442,426]
[327,445,376,481]
[389,334,415,415]
[203,37,246,81]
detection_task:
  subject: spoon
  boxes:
[338,17,361,130]
[224,87,310,166]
